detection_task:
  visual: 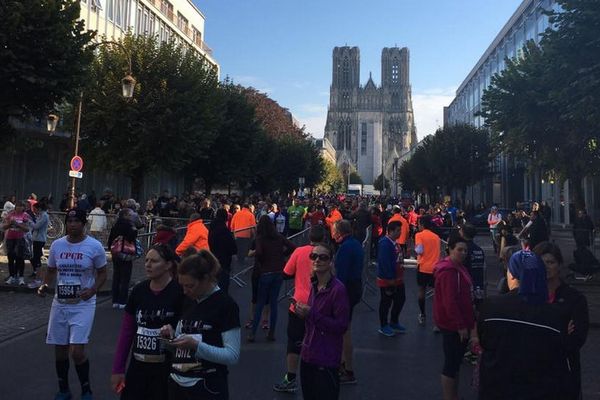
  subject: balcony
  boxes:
[145,0,213,56]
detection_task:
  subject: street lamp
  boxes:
[47,40,135,208]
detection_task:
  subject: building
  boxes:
[324,46,417,185]
[443,0,600,223]
[313,137,337,165]
[79,0,218,72]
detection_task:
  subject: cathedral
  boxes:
[324,46,417,185]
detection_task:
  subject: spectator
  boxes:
[88,202,107,243]
[29,202,49,287]
[208,209,237,294]
[108,208,138,308]
[573,209,595,248]
[175,214,209,257]
[3,200,32,286]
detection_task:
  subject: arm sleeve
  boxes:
[307,286,349,335]
[194,328,241,366]
[334,248,349,284]
[32,213,48,230]
[283,249,298,276]
[112,312,136,374]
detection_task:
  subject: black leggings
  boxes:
[378,285,406,327]
[31,241,45,271]
[121,359,169,400]
[300,361,339,400]
[6,239,24,277]
[168,374,229,400]
[112,258,132,304]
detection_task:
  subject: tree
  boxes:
[349,171,363,185]
[315,159,344,193]
[80,34,220,199]
[480,0,600,209]
[0,0,94,140]
[373,173,389,192]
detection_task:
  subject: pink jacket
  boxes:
[433,257,475,332]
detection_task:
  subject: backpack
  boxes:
[110,236,143,262]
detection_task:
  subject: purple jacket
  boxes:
[300,277,350,368]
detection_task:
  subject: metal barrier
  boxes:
[229,226,257,288]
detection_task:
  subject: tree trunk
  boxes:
[570,174,586,211]
[130,170,144,201]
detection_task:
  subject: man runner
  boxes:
[414,215,441,326]
[38,209,107,400]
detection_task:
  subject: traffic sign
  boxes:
[69,170,83,179]
[70,156,84,172]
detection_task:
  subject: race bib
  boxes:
[134,327,161,355]
[57,284,81,299]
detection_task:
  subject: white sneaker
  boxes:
[118,304,126,309]
[18,277,25,286]
[27,280,42,289]
[112,303,119,309]
[5,276,17,285]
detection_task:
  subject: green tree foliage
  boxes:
[398,125,491,202]
[480,0,600,209]
[80,34,219,199]
[349,171,363,185]
[0,0,94,141]
[373,173,389,192]
[315,160,345,194]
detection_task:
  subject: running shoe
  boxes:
[418,313,425,326]
[18,277,25,286]
[118,304,126,309]
[378,325,396,337]
[112,304,119,309]
[27,279,42,289]
[53,391,72,400]
[389,323,407,333]
[339,370,357,385]
[4,276,17,285]
[273,376,298,393]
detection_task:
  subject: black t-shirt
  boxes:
[172,289,240,377]
[126,279,184,358]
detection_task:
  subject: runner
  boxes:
[161,250,241,399]
[376,221,407,337]
[111,244,184,399]
[414,215,441,326]
[37,208,107,400]
[273,225,326,393]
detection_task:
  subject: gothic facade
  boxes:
[324,46,417,185]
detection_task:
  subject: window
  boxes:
[342,57,350,87]
[115,0,123,27]
[361,123,367,155]
[161,0,173,20]
[391,62,399,84]
[177,12,188,33]
[107,0,113,21]
[193,27,202,46]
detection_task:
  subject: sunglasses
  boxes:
[309,253,331,262]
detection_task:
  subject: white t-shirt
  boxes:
[47,236,107,306]
[89,207,107,232]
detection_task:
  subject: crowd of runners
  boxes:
[0,191,592,399]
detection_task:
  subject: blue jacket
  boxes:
[32,211,49,243]
[335,235,364,284]
[377,236,397,280]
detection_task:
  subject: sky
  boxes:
[195,0,523,141]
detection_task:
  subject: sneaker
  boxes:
[378,325,396,337]
[27,279,42,289]
[432,325,440,333]
[389,323,407,333]
[4,276,17,285]
[273,376,298,393]
[81,392,93,400]
[118,304,126,309]
[112,303,119,309]
[53,391,72,400]
[18,277,25,286]
[339,369,357,385]
[418,313,425,326]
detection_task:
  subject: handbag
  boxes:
[111,236,142,262]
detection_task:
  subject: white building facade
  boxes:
[79,0,218,72]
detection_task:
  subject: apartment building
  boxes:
[79,0,218,73]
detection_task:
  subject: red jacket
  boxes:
[433,257,475,332]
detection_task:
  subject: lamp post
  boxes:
[48,40,135,208]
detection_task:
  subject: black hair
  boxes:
[387,220,402,233]
[448,235,468,249]
[308,225,326,243]
[533,241,564,265]
[460,224,477,240]
[257,214,278,239]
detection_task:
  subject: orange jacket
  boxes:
[325,209,343,237]
[176,218,209,256]
[230,208,256,238]
[389,213,409,245]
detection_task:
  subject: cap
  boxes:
[65,208,87,224]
